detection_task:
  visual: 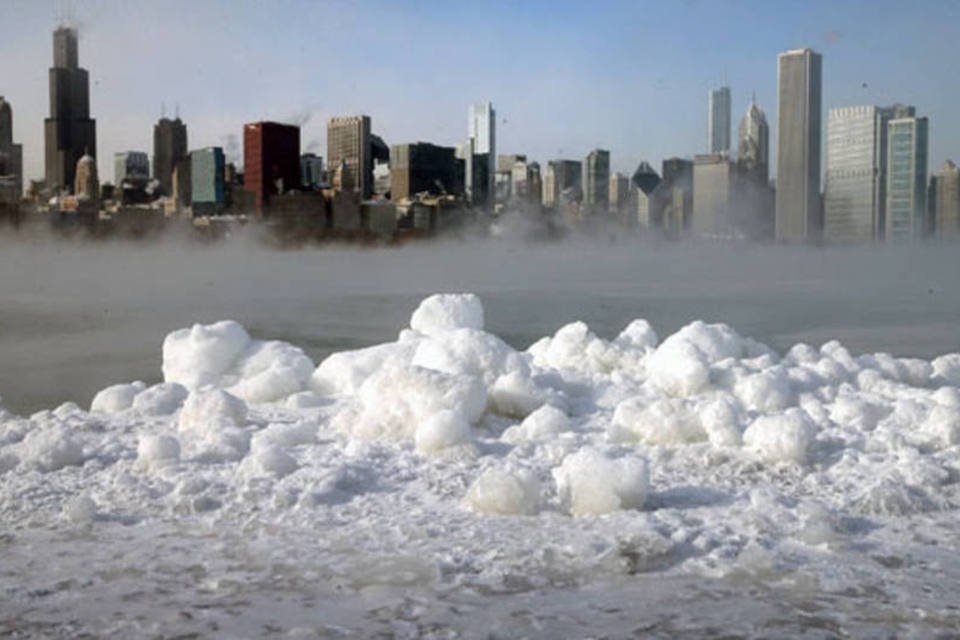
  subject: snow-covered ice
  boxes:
[3,291,960,636]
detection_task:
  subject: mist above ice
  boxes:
[1,227,959,414]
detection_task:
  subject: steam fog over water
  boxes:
[1,234,958,415]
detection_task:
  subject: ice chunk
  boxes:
[412,328,529,387]
[131,382,188,416]
[553,448,649,516]
[310,341,419,396]
[464,468,541,515]
[90,381,147,414]
[136,434,181,469]
[409,293,484,336]
[743,409,817,464]
[932,353,960,386]
[178,389,250,462]
[19,425,85,472]
[501,404,571,444]
[245,441,298,477]
[489,370,563,418]
[342,365,486,442]
[162,320,251,390]
[646,339,710,397]
[415,410,472,455]
[697,395,743,447]
[225,340,315,403]
[733,367,795,413]
[610,396,707,445]
[614,319,659,350]
[64,496,97,523]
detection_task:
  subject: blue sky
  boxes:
[1,0,959,183]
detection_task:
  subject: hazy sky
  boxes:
[1,0,959,184]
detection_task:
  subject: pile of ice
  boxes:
[2,292,960,596]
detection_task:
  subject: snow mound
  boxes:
[19,424,85,472]
[163,321,314,403]
[409,293,485,336]
[553,448,650,516]
[743,409,817,464]
[464,468,541,515]
[90,381,147,414]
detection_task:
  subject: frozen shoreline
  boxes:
[2,293,960,636]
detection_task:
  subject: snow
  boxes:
[409,292,485,336]
[553,447,650,516]
[4,292,960,636]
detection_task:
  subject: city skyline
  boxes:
[1,1,959,186]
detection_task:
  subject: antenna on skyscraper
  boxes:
[161,102,166,119]
[175,103,180,119]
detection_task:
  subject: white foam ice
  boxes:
[3,291,960,636]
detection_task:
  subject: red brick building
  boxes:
[243,121,300,214]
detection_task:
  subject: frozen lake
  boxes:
[2,234,960,638]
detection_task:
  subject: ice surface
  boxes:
[3,292,960,636]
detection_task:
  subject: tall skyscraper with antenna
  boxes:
[708,86,731,154]
[44,25,96,194]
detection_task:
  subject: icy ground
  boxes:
[2,293,960,638]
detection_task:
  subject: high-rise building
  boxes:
[300,153,324,189]
[44,26,96,194]
[609,172,631,215]
[114,151,150,187]
[191,147,225,214]
[822,105,903,243]
[153,117,188,196]
[935,160,960,239]
[776,48,822,242]
[693,154,737,236]
[468,103,496,209]
[582,149,610,212]
[658,158,694,237]
[327,116,372,198]
[0,97,23,200]
[632,162,660,226]
[737,97,769,183]
[543,159,582,209]
[885,114,928,240]
[708,86,731,154]
[390,142,461,201]
[243,121,301,214]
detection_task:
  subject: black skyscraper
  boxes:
[154,117,188,196]
[44,26,96,194]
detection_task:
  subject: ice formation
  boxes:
[3,291,960,635]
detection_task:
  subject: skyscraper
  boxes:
[114,151,150,188]
[632,161,660,226]
[191,147,226,215]
[468,103,496,209]
[935,160,960,239]
[543,160,582,210]
[737,97,769,182]
[390,142,460,201]
[822,105,907,243]
[243,121,301,214]
[327,116,372,198]
[708,86,731,154]
[0,96,23,200]
[153,117,188,196]
[44,26,96,194]
[776,48,822,242]
[885,114,928,240]
[582,149,610,212]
